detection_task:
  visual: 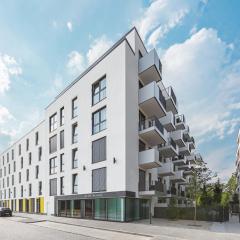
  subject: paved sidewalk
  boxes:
[11,213,240,240]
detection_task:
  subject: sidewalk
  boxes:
[12,212,240,240]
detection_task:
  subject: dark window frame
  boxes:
[92,106,106,135]
[92,76,106,106]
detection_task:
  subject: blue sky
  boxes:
[0,0,240,181]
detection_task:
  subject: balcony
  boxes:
[139,148,162,169]
[166,187,177,196]
[179,142,191,156]
[138,49,162,85]
[175,114,186,130]
[139,181,166,197]
[195,153,203,163]
[172,155,187,166]
[170,130,186,147]
[178,163,190,171]
[162,86,178,114]
[187,154,197,165]
[184,168,194,176]
[189,136,195,150]
[159,138,179,158]
[159,111,176,132]
[158,161,175,176]
[183,125,190,139]
[139,81,166,118]
[139,117,167,146]
[170,170,186,183]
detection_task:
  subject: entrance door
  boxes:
[85,200,93,218]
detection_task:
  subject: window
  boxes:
[12,175,14,186]
[49,113,57,132]
[49,157,57,175]
[60,107,64,126]
[92,107,106,134]
[13,187,16,198]
[38,181,42,195]
[28,152,32,165]
[60,130,64,149]
[72,123,78,144]
[92,167,106,192]
[35,165,39,179]
[13,161,16,172]
[19,172,21,184]
[26,138,29,151]
[21,186,23,197]
[72,174,78,194]
[35,132,39,145]
[92,137,106,163]
[92,76,106,105]
[49,178,57,196]
[72,97,78,118]
[18,144,21,156]
[29,184,32,196]
[49,135,57,154]
[60,177,64,195]
[21,157,23,169]
[72,148,78,169]
[26,169,29,182]
[38,147,42,161]
[7,153,9,162]
[11,149,14,160]
[60,153,64,172]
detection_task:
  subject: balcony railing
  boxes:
[139,117,164,135]
[166,86,177,106]
[175,114,185,124]
[159,88,166,109]
[167,187,177,195]
[149,181,165,192]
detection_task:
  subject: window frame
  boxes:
[92,76,106,106]
[92,106,107,135]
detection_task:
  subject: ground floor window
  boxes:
[57,197,149,222]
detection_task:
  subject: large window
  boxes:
[29,184,32,196]
[49,135,57,154]
[92,107,106,134]
[60,177,64,195]
[49,178,57,196]
[49,113,57,132]
[35,165,39,179]
[72,97,78,118]
[26,138,29,151]
[72,174,78,194]
[38,147,42,161]
[39,181,42,195]
[92,137,106,163]
[49,157,57,175]
[72,123,78,144]
[60,107,64,126]
[26,169,29,182]
[92,76,106,105]
[60,153,64,172]
[92,167,106,192]
[72,148,78,169]
[35,131,39,145]
[60,130,64,149]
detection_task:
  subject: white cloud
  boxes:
[0,105,13,124]
[86,35,113,65]
[66,51,85,76]
[0,53,22,94]
[133,0,201,47]
[42,74,64,97]
[161,28,240,143]
[67,21,73,32]
[66,35,112,76]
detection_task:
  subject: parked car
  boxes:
[0,207,12,217]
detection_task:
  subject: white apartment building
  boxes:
[0,27,202,221]
[236,130,240,193]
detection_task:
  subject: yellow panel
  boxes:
[23,199,26,212]
[40,197,44,213]
[16,199,19,212]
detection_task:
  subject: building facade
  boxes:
[236,130,240,194]
[0,27,202,221]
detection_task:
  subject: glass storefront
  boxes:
[57,197,149,222]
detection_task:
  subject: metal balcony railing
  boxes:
[149,181,165,192]
[167,187,177,195]
[139,117,164,135]
[175,114,185,124]
[166,86,177,106]
[159,88,166,109]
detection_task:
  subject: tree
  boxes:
[187,160,216,221]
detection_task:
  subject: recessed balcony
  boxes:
[175,114,186,130]
[170,130,186,147]
[139,181,166,197]
[139,148,162,169]
[159,138,179,158]
[179,142,191,156]
[139,117,167,146]
[159,111,176,132]
[189,136,195,150]
[170,170,186,183]
[139,81,166,118]
[183,125,190,140]
[172,155,187,166]
[158,161,175,177]
[138,49,162,85]
[162,86,178,114]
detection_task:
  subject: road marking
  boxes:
[32,221,152,240]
